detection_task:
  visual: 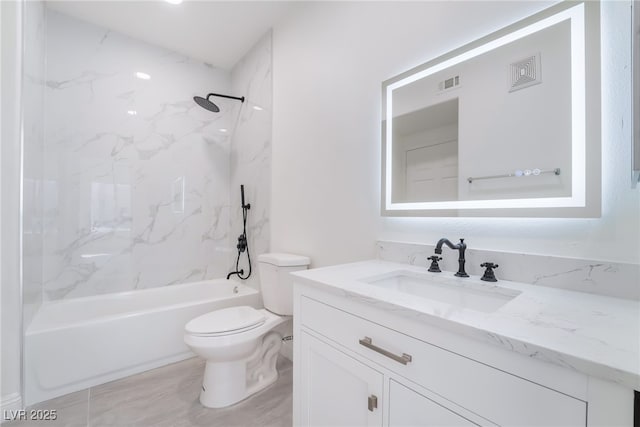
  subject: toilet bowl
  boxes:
[184,253,310,408]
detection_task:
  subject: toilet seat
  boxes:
[185,306,266,337]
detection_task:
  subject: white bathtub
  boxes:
[25,279,260,406]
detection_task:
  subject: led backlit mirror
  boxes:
[381,1,601,217]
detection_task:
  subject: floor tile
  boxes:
[9,356,292,427]
[89,356,292,427]
[5,390,89,427]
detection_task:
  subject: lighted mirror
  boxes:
[381,1,601,217]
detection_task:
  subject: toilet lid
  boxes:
[185,306,266,336]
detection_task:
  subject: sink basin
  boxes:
[362,271,521,313]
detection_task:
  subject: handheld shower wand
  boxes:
[240,184,250,210]
[227,185,252,280]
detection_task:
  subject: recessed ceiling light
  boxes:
[127,110,137,116]
[219,128,228,133]
[165,0,183,4]
[135,72,151,80]
[252,105,264,111]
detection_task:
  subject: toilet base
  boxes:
[199,331,282,408]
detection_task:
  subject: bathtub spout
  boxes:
[226,269,244,280]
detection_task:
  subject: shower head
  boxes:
[193,92,245,113]
[194,95,220,112]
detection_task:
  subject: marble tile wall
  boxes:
[42,10,236,300]
[23,0,46,324]
[229,32,273,290]
[377,240,640,300]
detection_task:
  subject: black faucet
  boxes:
[434,238,469,277]
[226,269,244,280]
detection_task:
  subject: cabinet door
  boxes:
[299,331,384,427]
[389,379,481,427]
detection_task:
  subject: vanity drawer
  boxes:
[300,296,587,426]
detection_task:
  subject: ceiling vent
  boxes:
[509,53,542,92]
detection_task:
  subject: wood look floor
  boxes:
[8,357,293,427]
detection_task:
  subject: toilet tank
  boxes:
[258,253,310,315]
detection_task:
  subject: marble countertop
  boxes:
[291,260,640,390]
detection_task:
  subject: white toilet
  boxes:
[184,253,310,408]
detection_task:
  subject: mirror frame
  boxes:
[381,1,601,217]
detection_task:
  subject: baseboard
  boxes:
[1,392,23,424]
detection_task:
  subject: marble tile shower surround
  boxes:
[22,0,46,325]
[230,31,273,291]
[42,10,237,300]
[377,240,640,300]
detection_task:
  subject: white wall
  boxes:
[272,1,640,266]
[1,0,23,411]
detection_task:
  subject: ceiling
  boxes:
[45,1,296,70]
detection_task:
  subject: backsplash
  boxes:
[377,240,639,300]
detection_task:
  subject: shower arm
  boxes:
[206,93,245,103]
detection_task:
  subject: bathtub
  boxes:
[25,279,260,406]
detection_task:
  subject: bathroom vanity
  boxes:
[291,260,639,426]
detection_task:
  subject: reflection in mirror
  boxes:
[382,1,601,217]
[392,98,459,203]
[391,20,572,204]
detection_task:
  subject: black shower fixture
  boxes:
[226,185,252,281]
[193,92,245,113]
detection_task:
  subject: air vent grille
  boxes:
[509,53,542,92]
[438,75,460,92]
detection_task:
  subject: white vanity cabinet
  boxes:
[388,379,480,427]
[293,282,634,427]
[299,331,384,426]
[299,329,482,427]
